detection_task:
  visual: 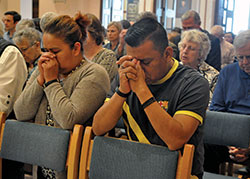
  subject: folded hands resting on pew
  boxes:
[229,146,250,163]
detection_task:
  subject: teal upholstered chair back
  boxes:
[203,111,250,179]
[89,136,179,179]
[204,111,250,148]
[0,120,70,171]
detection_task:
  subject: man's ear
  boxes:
[72,42,81,56]
[164,46,173,59]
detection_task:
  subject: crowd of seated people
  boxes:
[210,25,235,69]
[0,7,249,179]
[204,29,250,174]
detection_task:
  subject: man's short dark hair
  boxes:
[4,11,21,23]
[125,17,169,55]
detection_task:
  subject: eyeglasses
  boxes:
[235,55,250,62]
[179,43,199,52]
[20,42,36,52]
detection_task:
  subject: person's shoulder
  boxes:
[201,29,219,44]
[222,62,238,71]
[102,48,114,53]
[2,45,22,58]
[177,64,207,82]
[3,31,8,38]
[219,62,238,77]
[100,48,116,57]
[222,39,234,49]
[82,59,109,74]
[103,42,111,48]
[81,60,110,85]
[209,34,220,44]
[201,61,219,74]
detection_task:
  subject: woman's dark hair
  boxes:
[44,12,91,51]
[86,13,104,46]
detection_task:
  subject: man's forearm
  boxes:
[93,93,126,135]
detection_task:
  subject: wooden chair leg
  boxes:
[220,162,226,175]
[227,162,233,176]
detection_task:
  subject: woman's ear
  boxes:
[72,42,81,56]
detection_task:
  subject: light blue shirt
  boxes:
[3,31,14,43]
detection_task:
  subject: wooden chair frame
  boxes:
[79,126,195,179]
[0,112,83,179]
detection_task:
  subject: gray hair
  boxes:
[210,25,224,39]
[107,21,122,33]
[233,29,250,50]
[181,10,201,25]
[40,12,58,32]
[13,27,41,46]
[179,29,211,62]
[16,19,35,32]
[0,21,4,37]
[136,11,157,22]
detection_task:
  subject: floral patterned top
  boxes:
[198,61,219,105]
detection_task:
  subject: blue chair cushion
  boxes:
[204,111,250,148]
[0,120,70,171]
[89,136,179,179]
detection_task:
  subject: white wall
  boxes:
[20,0,32,19]
[0,0,20,20]
[174,0,215,31]
[0,0,215,31]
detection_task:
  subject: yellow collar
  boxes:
[152,58,179,85]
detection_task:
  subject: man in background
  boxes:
[172,10,221,71]
[205,29,250,174]
[2,11,21,43]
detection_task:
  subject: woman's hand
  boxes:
[39,52,59,83]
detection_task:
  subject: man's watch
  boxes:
[43,79,59,88]
[115,87,130,98]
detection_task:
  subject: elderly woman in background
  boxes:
[103,21,122,51]
[15,18,35,32]
[40,12,58,32]
[13,27,42,78]
[179,29,219,103]
[83,13,117,82]
[14,12,110,179]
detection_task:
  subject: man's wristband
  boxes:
[43,79,59,88]
[115,87,130,98]
[142,97,156,109]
